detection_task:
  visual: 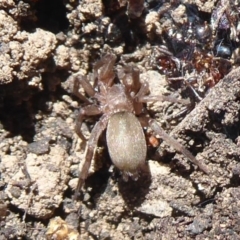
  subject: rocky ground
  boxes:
[1,0,240,239]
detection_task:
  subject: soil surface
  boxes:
[1,0,240,239]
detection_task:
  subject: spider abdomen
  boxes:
[106,111,147,178]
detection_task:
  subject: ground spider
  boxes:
[72,53,209,199]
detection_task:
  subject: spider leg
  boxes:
[71,74,95,103]
[149,119,209,174]
[117,65,141,93]
[93,54,116,87]
[75,105,102,141]
[135,81,190,105]
[74,115,109,200]
[140,95,190,105]
[135,82,150,99]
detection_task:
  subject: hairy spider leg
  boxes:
[149,119,209,174]
[74,115,109,200]
[75,105,102,141]
[135,80,190,105]
[72,75,95,103]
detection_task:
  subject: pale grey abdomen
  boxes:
[106,111,147,175]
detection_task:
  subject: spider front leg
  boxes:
[149,119,209,174]
[136,81,190,106]
[75,105,102,141]
[74,115,109,200]
[72,74,95,103]
[71,74,103,140]
[93,53,116,87]
[139,91,191,105]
